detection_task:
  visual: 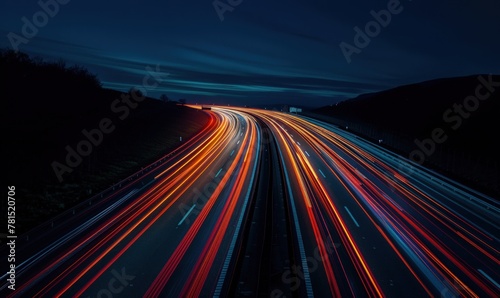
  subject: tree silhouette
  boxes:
[160,94,169,103]
[128,87,144,99]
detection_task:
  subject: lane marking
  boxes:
[344,206,360,227]
[1,188,139,282]
[318,169,326,178]
[215,168,223,178]
[297,141,301,146]
[305,150,310,157]
[140,180,155,190]
[478,269,500,289]
[230,150,235,156]
[178,204,196,226]
[276,146,314,297]
[237,140,240,144]
[215,123,262,297]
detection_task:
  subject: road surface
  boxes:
[1,107,498,297]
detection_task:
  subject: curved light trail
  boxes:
[1,106,498,298]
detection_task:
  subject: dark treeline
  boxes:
[311,75,500,198]
[3,49,107,189]
[2,49,209,234]
[2,49,102,115]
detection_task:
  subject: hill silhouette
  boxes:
[2,49,210,234]
[310,75,500,199]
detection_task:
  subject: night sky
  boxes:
[2,0,500,107]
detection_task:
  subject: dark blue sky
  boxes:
[2,0,500,107]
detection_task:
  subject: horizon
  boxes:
[2,1,500,107]
[3,49,493,110]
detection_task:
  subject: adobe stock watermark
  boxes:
[85,267,135,298]
[177,165,229,225]
[177,123,273,225]
[7,0,71,52]
[51,65,169,183]
[339,0,405,64]
[409,74,499,165]
[213,0,243,21]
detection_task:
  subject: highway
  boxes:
[1,107,499,298]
